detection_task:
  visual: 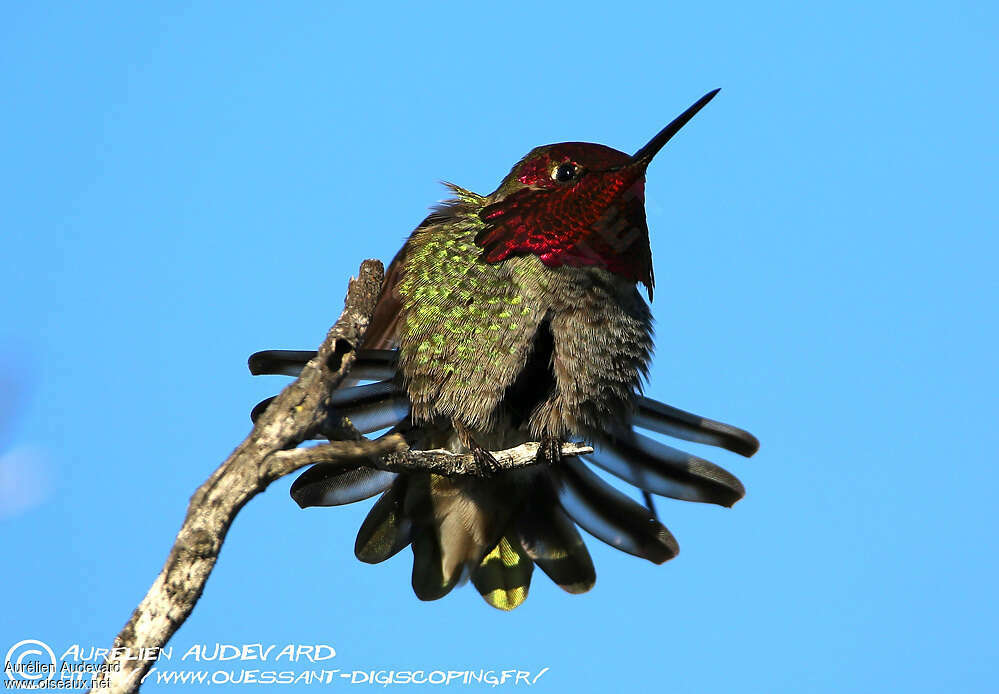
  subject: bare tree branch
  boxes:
[270,439,594,477]
[259,434,409,477]
[382,441,593,475]
[94,260,386,692]
[93,259,590,693]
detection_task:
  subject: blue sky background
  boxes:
[2,2,997,691]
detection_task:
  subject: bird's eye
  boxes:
[552,162,579,183]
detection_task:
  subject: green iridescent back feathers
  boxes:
[359,185,655,609]
[396,184,653,445]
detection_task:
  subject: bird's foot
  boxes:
[454,421,504,476]
[538,435,563,466]
[471,445,503,476]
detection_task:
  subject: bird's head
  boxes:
[475,89,719,300]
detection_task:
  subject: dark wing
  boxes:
[363,245,408,351]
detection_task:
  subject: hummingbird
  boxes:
[249,89,759,610]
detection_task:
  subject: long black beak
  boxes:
[630,89,720,167]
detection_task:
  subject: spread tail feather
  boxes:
[354,477,412,564]
[553,458,679,564]
[252,346,759,609]
[591,431,745,507]
[248,349,397,382]
[406,474,511,602]
[251,380,411,435]
[248,350,317,377]
[357,470,537,610]
[291,465,397,508]
[515,477,596,594]
[471,534,534,611]
[634,396,759,457]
